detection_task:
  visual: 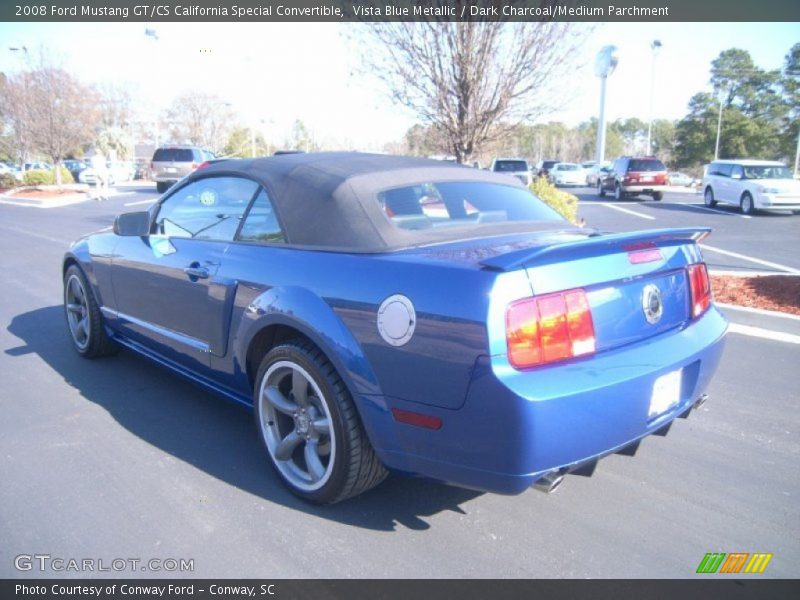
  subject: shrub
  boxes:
[22,167,74,186]
[0,173,18,190]
[530,176,579,224]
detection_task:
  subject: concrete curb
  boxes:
[0,193,91,208]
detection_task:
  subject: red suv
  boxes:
[598,156,668,201]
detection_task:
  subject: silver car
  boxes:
[151,146,212,193]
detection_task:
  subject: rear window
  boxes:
[494,160,528,172]
[153,148,195,162]
[557,164,579,171]
[628,159,666,172]
[377,181,562,232]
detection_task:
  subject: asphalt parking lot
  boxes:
[1,183,798,578]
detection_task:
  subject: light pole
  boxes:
[794,124,800,178]
[646,40,662,155]
[143,29,161,148]
[595,46,619,165]
[714,92,724,160]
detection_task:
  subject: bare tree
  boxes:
[0,70,36,165]
[164,92,236,154]
[358,20,586,163]
[25,62,99,185]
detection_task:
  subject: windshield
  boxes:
[742,165,792,179]
[494,160,528,172]
[377,181,563,232]
[557,164,579,171]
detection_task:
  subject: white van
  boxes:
[702,159,800,215]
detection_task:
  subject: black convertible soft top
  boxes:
[191,152,561,252]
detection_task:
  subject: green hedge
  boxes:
[0,173,18,189]
[22,167,74,186]
[530,176,578,224]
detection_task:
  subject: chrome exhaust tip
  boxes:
[694,394,708,409]
[532,472,564,494]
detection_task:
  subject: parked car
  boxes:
[536,159,560,179]
[585,163,612,186]
[598,156,668,201]
[150,145,208,193]
[668,172,694,187]
[23,161,53,172]
[490,157,532,185]
[549,162,586,187]
[63,159,88,182]
[109,161,135,184]
[702,159,800,215]
[63,153,726,503]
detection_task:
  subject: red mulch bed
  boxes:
[711,275,800,316]
[8,189,84,199]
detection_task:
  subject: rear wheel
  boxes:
[597,181,606,197]
[254,341,387,504]
[704,187,717,207]
[63,265,119,358]
[652,192,663,201]
[740,192,755,215]
[156,181,168,194]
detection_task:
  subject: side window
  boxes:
[718,164,733,178]
[237,189,286,244]
[731,165,744,179]
[154,176,259,241]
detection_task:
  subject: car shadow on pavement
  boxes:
[6,305,482,532]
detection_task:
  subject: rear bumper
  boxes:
[364,306,727,494]
[622,185,666,193]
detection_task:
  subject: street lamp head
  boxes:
[144,28,159,41]
[651,39,662,50]
[594,45,619,78]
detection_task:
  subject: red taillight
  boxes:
[687,263,712,318]
[506,288,596,369]
[197,161,210,170]
[191,162,199,169]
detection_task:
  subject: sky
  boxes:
[0,21,797,150]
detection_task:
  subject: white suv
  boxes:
[490,158,532,186]
[702,159,800,215]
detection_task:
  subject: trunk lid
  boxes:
[481,228,710,353]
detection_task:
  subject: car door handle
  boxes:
[183,266,209,279]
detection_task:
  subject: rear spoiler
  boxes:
[479,227,711,272]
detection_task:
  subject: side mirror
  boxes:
[113,211,151,237]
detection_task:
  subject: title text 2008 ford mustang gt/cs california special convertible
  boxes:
[63,153,727,503]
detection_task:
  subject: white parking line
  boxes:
[700,244,800,275]
[717,303,800,321]
[728,323,800,345]
[597,203,656,220]
[124,198,157,207]
[682,203,751,219]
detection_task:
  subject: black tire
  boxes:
[254,340,387,504]
[704,187,717,207]
[63,265,119,358]
[597,181,606,198]
[740,192,756,215]
[652,192,664,201]
[156,181,168,194]
[614,183,624,201]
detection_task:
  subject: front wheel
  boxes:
[254,341,387,504]
[597,181,606,197]
[63,265,119,358]
[614,183,624,201]
[740,193,756,215]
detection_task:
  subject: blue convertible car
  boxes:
[63,153,727,503]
